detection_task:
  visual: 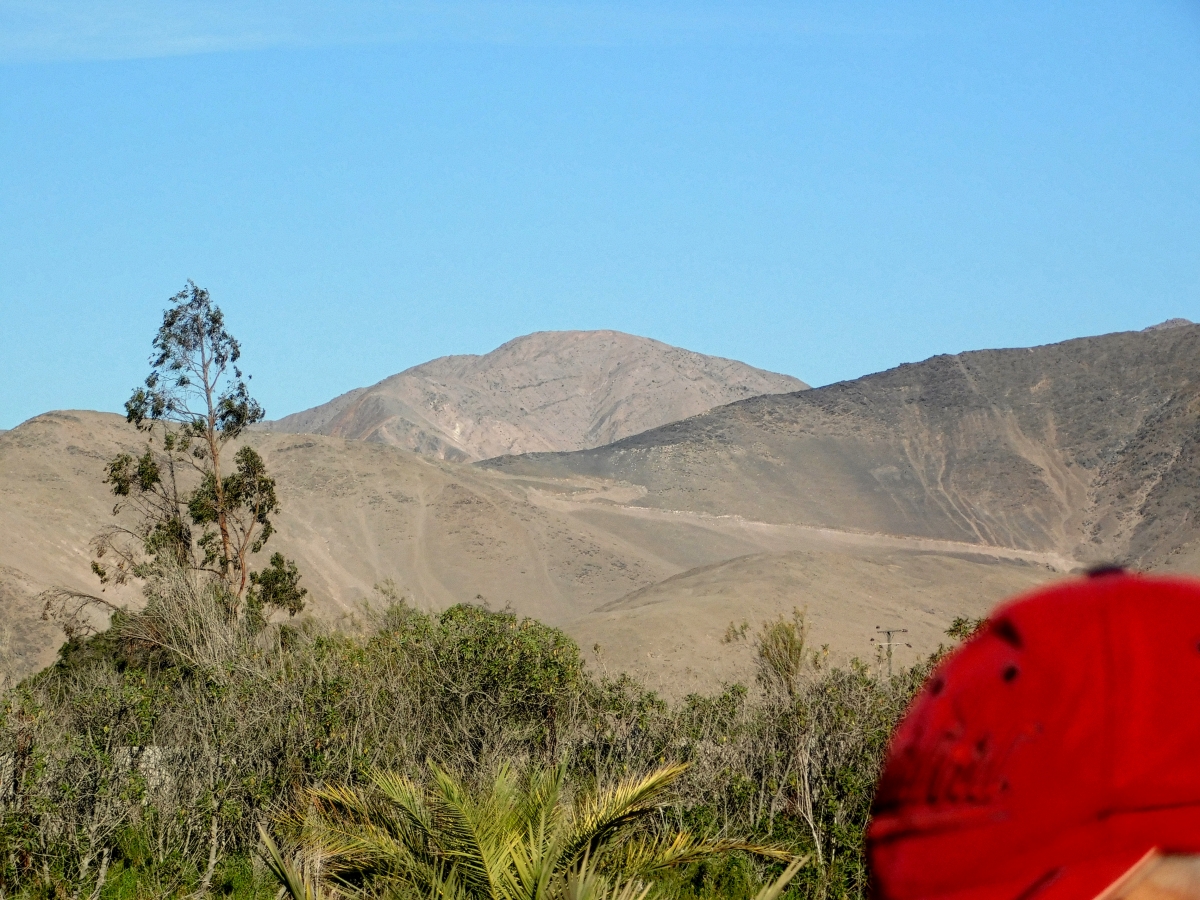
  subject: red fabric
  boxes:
[867,573,1200,900]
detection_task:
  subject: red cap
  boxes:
[867,572,1200,900]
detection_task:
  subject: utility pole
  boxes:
[873,627,910,677]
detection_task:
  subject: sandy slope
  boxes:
[0,412,1058,692]
[485,325,1200,570]
[11,324,1197,691]
[264,331,806,462]
[573,549,1051,696]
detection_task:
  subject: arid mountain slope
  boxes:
[265,331,806,462]
[483,325,1200,568]
[0,411,1052,690]
[575,548,1052,693]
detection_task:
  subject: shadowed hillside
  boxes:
[0,411,1052,688]
[482,323,1200,569]
[264,330,806,461]
[10,323,1199,689]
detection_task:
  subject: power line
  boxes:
[872,626,911,677]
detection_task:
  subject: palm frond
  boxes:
[427,865,475,900]
[565,853,652,900]
[563,763,689,866]
[752,855,808,900]
[277,760,792,900]
[259,824,327,900]
[370,770,445,872]
[509,801,563,900]
[299,776,441,890]
[370,771,430,828]
[300,816,415,878]
[507,762,571,900]
[519,762,566,832]
[620,831,796,875]
[427,763,523,900]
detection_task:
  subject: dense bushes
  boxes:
[0,573,934,899]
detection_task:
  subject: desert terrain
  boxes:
[487,322,1200,569]
[5,324,1197,692]
[264,330,806,461]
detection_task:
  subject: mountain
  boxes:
[482,324,1200,570]
[1144,317,1193,331]
[263,330,807,462]
[8,323,1199,691]
[0,411,1052,691]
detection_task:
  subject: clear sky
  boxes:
[2,1,1198,429]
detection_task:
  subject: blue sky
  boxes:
[2,1,1198,429]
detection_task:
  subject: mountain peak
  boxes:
[266,330,806,461]
[1143,318,1194,331]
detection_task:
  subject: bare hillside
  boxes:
[11,324,1198,691]
[264,331,807,461]
[483,325,1200,569]
[0,411,1053,690]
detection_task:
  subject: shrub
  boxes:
[0,586,931,900]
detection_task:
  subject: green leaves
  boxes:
[756,610,809,700]
[249,553,307,617]
[188,447,281,570]
[260,824,327,900]
[946,616,987,640]
[563,763,687,867]
[96,282,300,613]
[281,760,790,900]
[19,591,889,900]
[133,282,261,438]
[215,381,265,441]
[105,450,161,496]
[434,605,584,711]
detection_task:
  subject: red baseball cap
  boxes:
[867,571,1200,900]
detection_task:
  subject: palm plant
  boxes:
[260,824,327,900]
[264,761,801,900]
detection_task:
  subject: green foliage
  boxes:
[260,826,324,900]
[432,604,584,750]
[945,616,987,641]
[722,620,751,644]
[189,446,280,568]
[87,283,303,623]
[2,586,936,900]
[278,761,790,900]
[248,553,307,619]
[124,281,261,440]
[755,610,809,699]
[94,446,194,584]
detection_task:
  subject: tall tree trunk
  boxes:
[202,354,235,597]
[87,848,110,900]
[197,813,219,896]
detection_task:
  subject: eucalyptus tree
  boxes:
[92,281,304,618]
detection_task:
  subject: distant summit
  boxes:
[264,330,806,461]
[7,324,1200,688]
[1144,318,1193,331]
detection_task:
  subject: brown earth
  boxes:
[484,324,1200,571]
[7,323,1198,693]
[0,412,1054,692]
[263,330,807,462]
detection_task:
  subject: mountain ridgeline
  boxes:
[2,322,1197,689]
[482,322,1200,569]
[263,330,807,461]
[4,320,1199,900]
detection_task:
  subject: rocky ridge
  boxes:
[483,324,1200,570]
[264,330,806,461]
[6,323,1199,691]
